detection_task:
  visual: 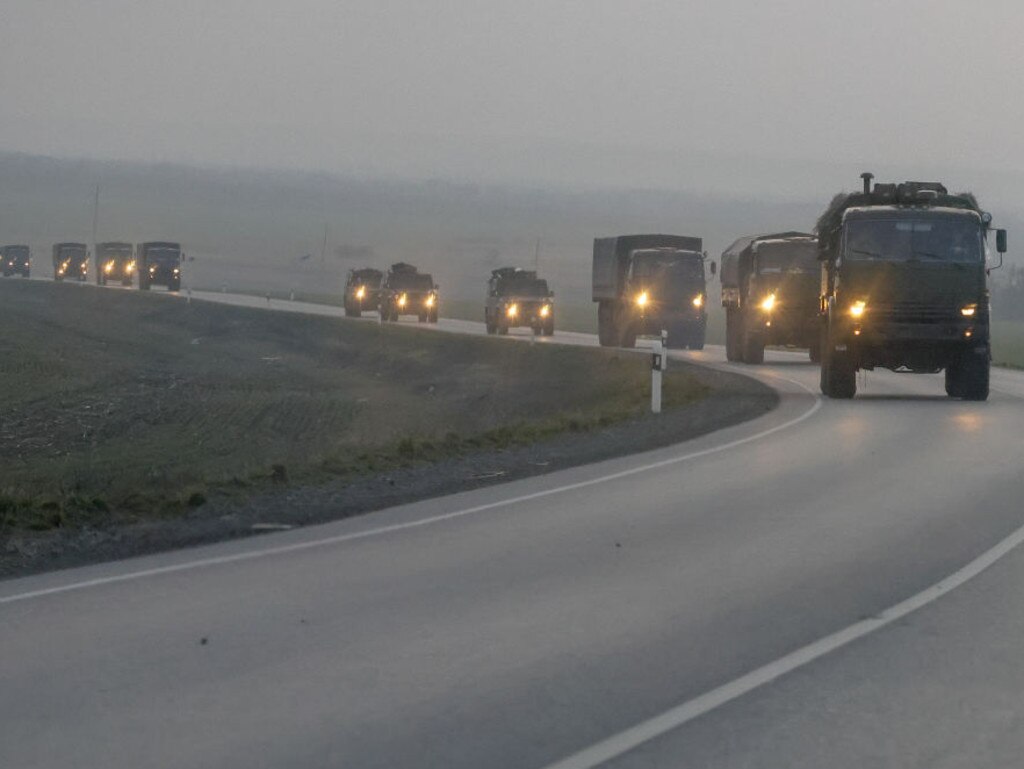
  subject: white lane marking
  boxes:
[0,381,821,606]
[541,523,1024,769]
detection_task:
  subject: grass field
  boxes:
[0,280,708,532]
[993,320,1024,369]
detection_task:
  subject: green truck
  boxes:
[485,267,555,336]
[1,245,31,277]
[53,242,89,282]
[817,173,1007,400]
[721,232,820,363]
[96,242,135,286]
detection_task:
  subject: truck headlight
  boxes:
[692,294,703,308]
[635,291,649,308]
[759,293,776,312]
[127,261,135,273]
[961,304,977,317]
[355,286,366,299]
[398,293,407,308]
[104,261,115,273]
[849,300,867,318]
[540,304,550,318]
[425,294,435,308]
[506,303,518,318]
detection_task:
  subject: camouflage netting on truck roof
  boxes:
[815,184,981,255]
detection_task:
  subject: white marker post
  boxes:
[651,329,667,414]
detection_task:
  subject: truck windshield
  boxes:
[148,248,180,263]
[845,218,982,263]
[498,278,549,297]
[632,253,703,281]
[756,242,818,274]
[390,273,433,290]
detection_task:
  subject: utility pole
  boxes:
[534,237,541,270]
[91,184,100,259]
[320,223,328,268]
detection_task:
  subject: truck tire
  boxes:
[169,279,181,292]
[418,312,428,323]
[485,313,496,334]
[820,330,856,398]
[741,329,765,364]
[809,339,821,363]
[345,306,360,318]
[618,323,637,349]
[597,302,616,347]
[498,322,509,336]
[543,321,555,337]
[429,309,438,324]
[725,309,739,361]
[947,353,989,401]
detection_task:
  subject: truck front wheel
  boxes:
[820,332,856,398]
[597,302,616,347]
[725,309,740,361]
[946,353,989,401]
[741,327,765,364]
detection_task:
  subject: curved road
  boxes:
[3,284,1024,768]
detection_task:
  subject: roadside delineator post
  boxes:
[651,329,667,414]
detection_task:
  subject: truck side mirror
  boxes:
[996,229,1007,254]
[709,261,717,276]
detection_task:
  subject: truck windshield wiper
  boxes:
[911,251,966,269]
[850,249,881,259]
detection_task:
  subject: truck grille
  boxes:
[871,302,964,324]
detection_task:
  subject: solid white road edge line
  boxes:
[540,520,1024,769]
[0,377,820,606]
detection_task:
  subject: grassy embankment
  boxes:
[992,321,1024,369]
[0,281,708,532]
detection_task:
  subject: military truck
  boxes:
[485,267,554,336]
[343,267,384,317]
[96,242,135,286]
[379,262,438,323]
[593,234,712,349]
[1,245,31,277]
[721,232,820,364]
[137,241,182,291]
[52,243,89,282]
[817,173,1007,400]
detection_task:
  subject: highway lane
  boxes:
[3,281,1024,768]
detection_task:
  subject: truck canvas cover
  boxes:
[593,234,703,301]
[720,232,813,288]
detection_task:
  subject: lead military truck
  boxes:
[380,263,439,323]
[593,234,712,349]
[817,173,1007,400]
[137,242,182,291]
[343,267,384,317]
[721,232,820,363]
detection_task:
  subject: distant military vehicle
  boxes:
[52,243,89,282]
[485,267,554,336]
[720,232,820,364]
[593,234,712,349]
[137,241,182,291]
[1,245,31,277]
[343,267,384,317]
[817,173,1006,400]
[96,242,135,286]
[380,263,439,323]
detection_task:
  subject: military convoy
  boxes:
[343,268,384,317]
[52,243,89,282]
[380,263,439,323]
[96,242,136,286]
[721,232,820,363]
[485,267,554,336]
[816,173,1006,401]
[593,234,712,349]
[1,245,31,277]
[137,241,182,291]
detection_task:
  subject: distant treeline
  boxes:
[994,266,1024,321]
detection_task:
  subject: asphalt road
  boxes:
[3,280,1024,768]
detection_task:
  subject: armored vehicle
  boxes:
[817,173,1006,400]
[485,267,554,336]
[593,235,712,349]
[721,232,820,363]
[343,267,384,317]
[96,242,135,286]
[380,263,439,323]
[137,242,182,291]
[2,245,31,277]
[53,243,89,282]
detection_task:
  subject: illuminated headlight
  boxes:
[173,268,180,275]
[759,293,776,312]
[692,294,704,308]
[104,261,115,273]
[149,265,157,273]
[397,293,407,308]
[849,300,867,318]
[425,294,435,308]
[961,304,977,317]
[540,304,550,318]
[635,291,649,308]
[80,262,88,271]
[126,261,135,273]
[506,303,518,318]
[355,286,366,299]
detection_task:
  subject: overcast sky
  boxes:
[2,0,1023,193]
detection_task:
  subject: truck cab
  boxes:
[721,232,819,363]
[53,243,89,282]
[137,242,182,291]
[380,263,439,323]
[2,245,31,278]
[485,267,554,336]
[344,268,384,318]
[818,175,1005,400]
[96,242,135,286]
